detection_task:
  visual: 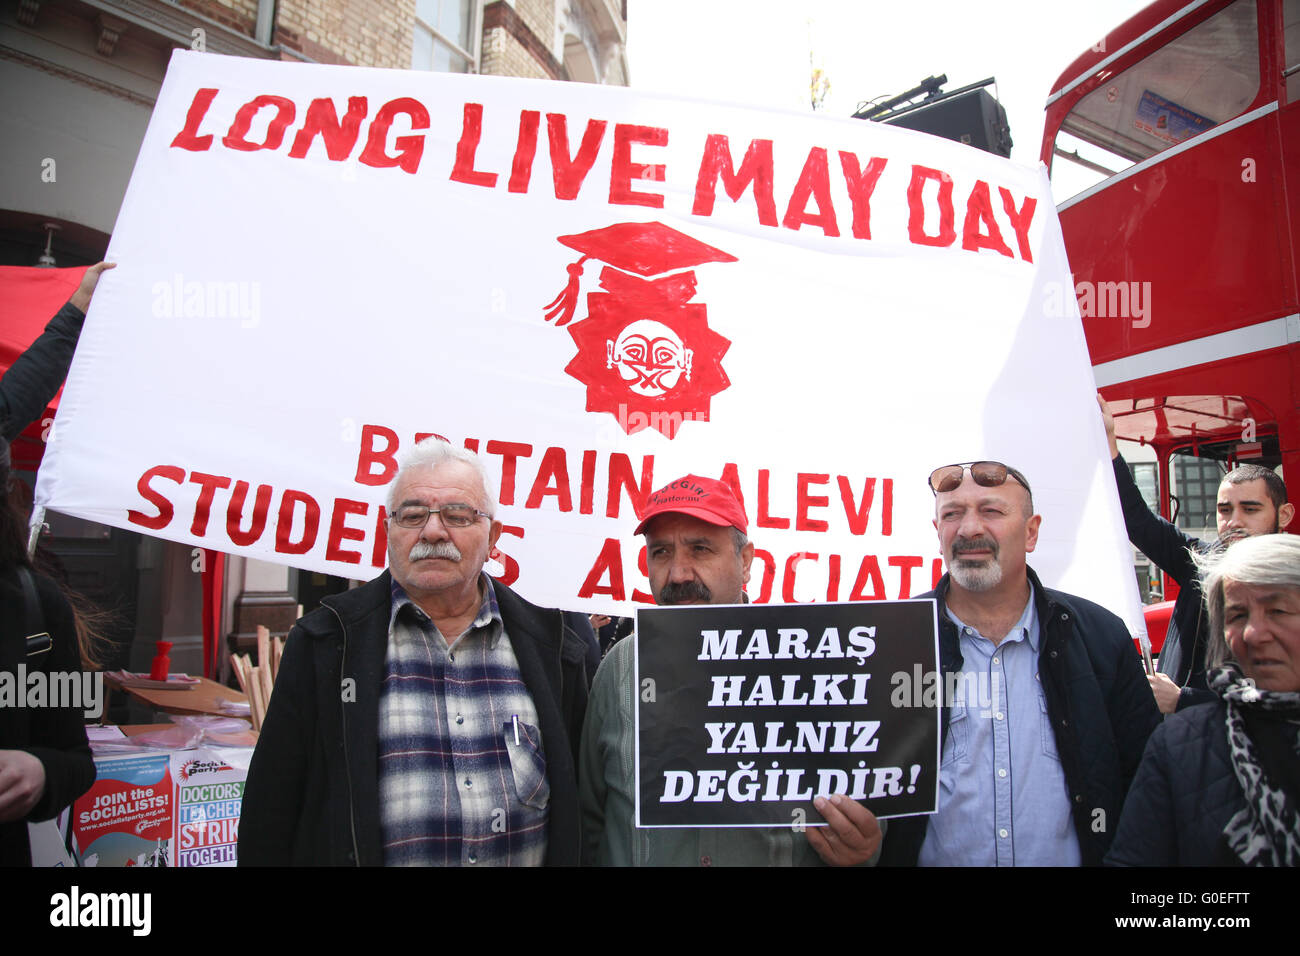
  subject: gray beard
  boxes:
[950,558,1003,592]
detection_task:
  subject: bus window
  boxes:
[1285,0,1300,102]
[1052,0,1260,200]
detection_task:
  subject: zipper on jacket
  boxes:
[325,601,362,867]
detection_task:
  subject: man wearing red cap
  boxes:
[578,475,883,866]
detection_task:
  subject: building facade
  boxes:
[0,0,627,689]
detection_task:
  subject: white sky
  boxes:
[627,0,1154,200]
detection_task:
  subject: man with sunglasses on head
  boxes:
[240,438,591,866]
[878,461,1159,866]
[1100,395,1293,715]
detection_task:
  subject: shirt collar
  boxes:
[389,572,502,645]
[945,589,1039,649]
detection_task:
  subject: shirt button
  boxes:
[991,657,999,665]
[700,855,712,867]
[995,712,1005,720]
[998,768,1007,778]
[998,829,1009,839]
[455,715,464,725]
[467,853,477,864]
[464,778,472,789]
[448,653,455,662]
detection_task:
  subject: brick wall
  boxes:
[481,0,563,79]
[274,0,414,68]
[176,0,260,37]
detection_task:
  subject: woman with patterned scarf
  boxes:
[1107,533,1300,866]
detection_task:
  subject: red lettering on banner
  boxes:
[508,110,541,193]
[606,453,654,519]
[756,469,790,529]
[188,472,232,536]
[413,431,448,444]
[907,165,956,247]
[999,187,1037,262]
[325,498,368,564]
[372,505,388,568]
[494,525,524,586]
[692,135,778,226]
[609,123,667,208]
[717,463,747,518]
[578,538,625,600]
[961,180,1013,258]
[462,437,480,453]
[882,478,893,536]
[276,490,321,555]
[782,552,817,602]
[838,152,888,240]
[795,473,830,532]
[750,548,776,603]
[359,97,429,174]
[632,545,655,604]
[546,113,606,200]
[525,446,572,511]
[486,440,533,506]
[449,103,498,187]
[222,95,296,152]
[127,465,184,530]
[170,88,220,152]
[827,553,841,601]
[849,555,886,600]
[356,424,400,485]
[289,96,368,160]
[838,476,875,535]
[889,555,923,598]
[579,450,597,515]
[932,557,945,588]
[226,481,272,546]
[782,147,838,237]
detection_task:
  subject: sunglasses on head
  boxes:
[928,461,1031,496]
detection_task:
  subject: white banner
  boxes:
[36,51,1143,633]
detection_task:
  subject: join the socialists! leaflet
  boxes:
[35,50,1143,633]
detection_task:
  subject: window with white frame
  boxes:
[413,0,479,73]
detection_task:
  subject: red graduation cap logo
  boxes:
[542,221,738,439]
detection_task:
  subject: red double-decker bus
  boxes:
[1041,0,1299,619]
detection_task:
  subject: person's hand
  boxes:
[0,750,47,823]
[1097,391,1119,459]
[806,794,881,866]
[1148,672,1181,715]
[589,614,611,631]
[69,261,116,313]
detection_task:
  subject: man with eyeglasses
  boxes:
[240,438,591,866]
[878,461,1159,866]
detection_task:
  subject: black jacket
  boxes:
[1,567,94,866]
[1105,702,1243,866]
[879,568,1161,866]
[1112,454,1214,709]
[0,301,86,441]
[238,571,590,866]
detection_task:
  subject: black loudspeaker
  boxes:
[880,89,1012,158]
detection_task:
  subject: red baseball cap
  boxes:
[634,475,748,536]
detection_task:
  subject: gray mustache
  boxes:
[409,540,462,562]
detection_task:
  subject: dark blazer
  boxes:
[238,571,590,865]
[879,568,1160,866]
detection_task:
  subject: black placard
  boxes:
[635,600,939,827]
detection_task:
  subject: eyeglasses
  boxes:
[390,503,491,529]
[928,461,1031,496]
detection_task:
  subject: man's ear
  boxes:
[1025,514,1042,553]
[741,540,755,585]
[488,519,503,550]
[1279,501,1295,531]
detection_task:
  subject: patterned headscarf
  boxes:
[1209,662,1300,866]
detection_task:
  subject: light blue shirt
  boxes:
[918,593,1082,866]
